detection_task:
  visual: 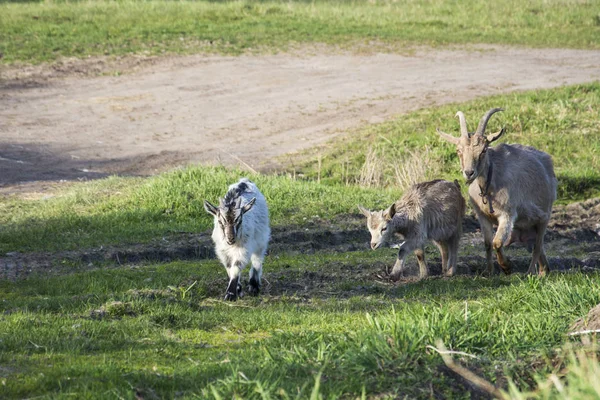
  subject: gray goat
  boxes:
[359,179,465,280]
[437,108,557,276]
[204,178,270,301]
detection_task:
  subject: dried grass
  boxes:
[394,146,441,192]
[358,146,442,189]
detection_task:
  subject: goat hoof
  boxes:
[388,272,402,282]
[248,278,260,296]
[224,292,237,301]
[500,265,512,275]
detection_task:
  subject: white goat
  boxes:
[204,178,270,301]
[359,179,465,280]
[437,108,557,276]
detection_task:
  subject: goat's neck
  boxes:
[390,211,409,235]
[474,155,493,193]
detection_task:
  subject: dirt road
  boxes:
[1,45,600,188]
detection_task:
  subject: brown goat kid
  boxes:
[359,179,465,280]
[437,108,557,276]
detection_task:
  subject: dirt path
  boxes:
[1,45,600,189]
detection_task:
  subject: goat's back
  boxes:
[398,179,465,241]
[232,178,269,231]
[485,144,557,218]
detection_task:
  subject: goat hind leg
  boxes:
[539,248,550,276]
[414,247,428,279]
[434,241,449,276]
[248,252,264,296]
[528,223,549,276]
[446,235,460,277]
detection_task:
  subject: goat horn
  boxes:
[475,108,504,136]
[455,111,469,137]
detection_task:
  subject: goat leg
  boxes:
[389,241,415,281]
[414,247,428,279]
[493,215,514,275]
[224,263,242,301]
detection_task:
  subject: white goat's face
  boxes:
[437,108,505,184]
[204,198,255,245]
[358,205,395,250]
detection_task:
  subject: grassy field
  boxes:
[298,82,600,202]
[1,0,600,64]
[1,253,599,398]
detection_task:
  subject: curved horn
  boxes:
[475,108,504,136]
[455,111,469,137]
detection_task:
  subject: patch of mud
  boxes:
[570,303,600,333]
[549,199,600,241]
[0,214,369,280]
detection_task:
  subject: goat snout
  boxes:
[464,169,475,181]
[370,242,380,250]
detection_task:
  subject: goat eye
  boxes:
[381,227,387,232]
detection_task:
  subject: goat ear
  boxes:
[241,197,256,214]
[436,128,460,145]
[204,200,219,216]
[486,127,506,143]
[357,205,371,217]
[383,203,396,221]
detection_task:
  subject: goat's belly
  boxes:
[505,227,537,246]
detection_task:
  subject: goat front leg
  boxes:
[477,214,495,276]
[224,262,243,301]
[389,241,417,281]
[493,214,514,275]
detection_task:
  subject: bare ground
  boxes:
[1,45,600,190]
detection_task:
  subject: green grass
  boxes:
[299,82,600,202]
[0,253,599,398]
[1,0,600,65]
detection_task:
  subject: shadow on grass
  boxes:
[557,175,600,202]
